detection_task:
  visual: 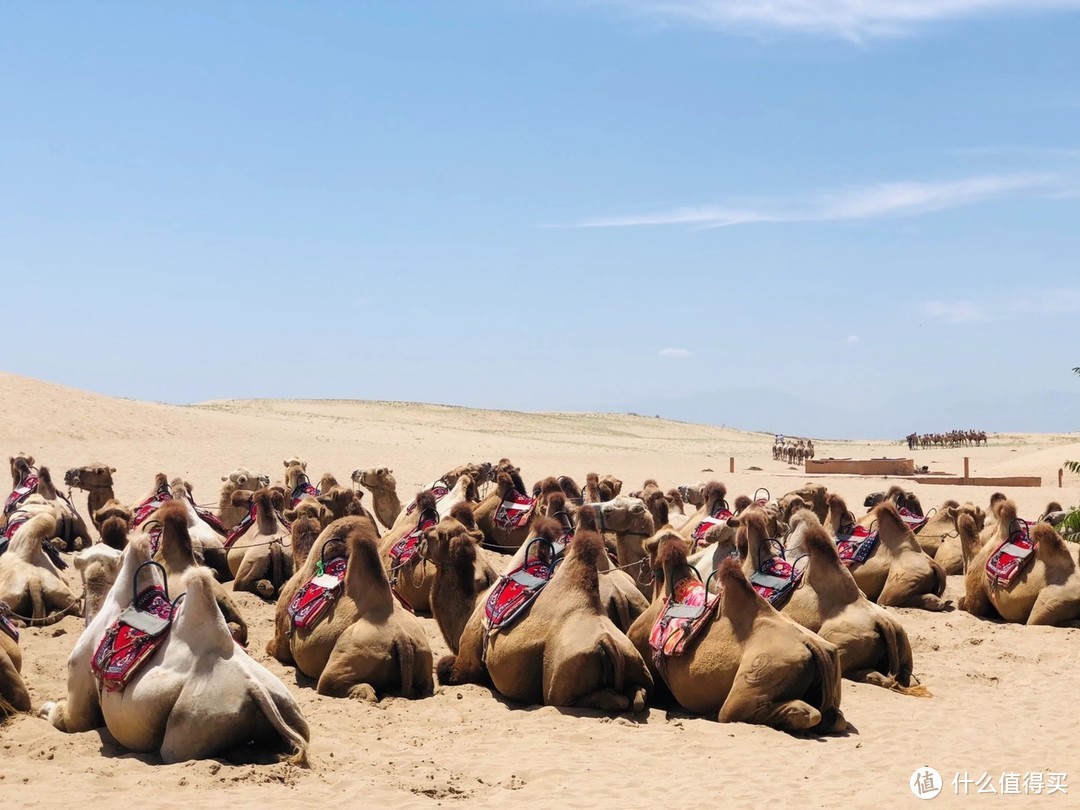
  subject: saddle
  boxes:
[649,571,721,673]
[691,500,733,544]
[986,519,1037,589]
[289,480,320,509]
[0,512,29,555]
[750,551,803,607]
[2,474,39,517]
[224,499,292,549]
[131,483,172,530]
[405,484,451,516]
[484,538,558,632]
[897,506,928,533]
[389,509,439,568]
[91,562,181,692]
[287,542,348,630]
[494,490,536,532]
[835,523,879,566]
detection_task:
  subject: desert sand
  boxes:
[1,370,1078,808]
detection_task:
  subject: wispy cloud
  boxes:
[920,300,988,324]
[658,347,693,358]
[845,335,860,345]
[606,1,1080,41]
[570,173,1055,230]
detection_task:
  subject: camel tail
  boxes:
[599,633,625,693]
[29,578,45,622]
[807,637,842,730]
[930,558,947,597]
[243,671,310,768]
[873,615,931,697]
[396,638,417,698]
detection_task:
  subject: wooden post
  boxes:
[963,457,970,482]
[1060,468,1065,488]
[729,457,735,474]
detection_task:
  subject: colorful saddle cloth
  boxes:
[494,491,536,532]
[649,577,720,668]
[484,557,554,631]
[90,586,175,692]
[131,484,172,530]
[390,514,439,567]
[224,500,292,549]
[287,556,348,630]
[289,481,320,508]
[405,484,451,516]
[691,506,734,543]
[0,512,29,555]
[750,556,803,606]
[897,507,928,532]
[3,474,39,517]
[189,497,228,536]
[0,612,19,643]
[835,524,879,566]
[986,521,1037,588]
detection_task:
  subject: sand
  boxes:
[1,370,1078,808]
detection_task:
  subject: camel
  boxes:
[824,496,949,611]
[152,502,248,645]
[677,483,706,508]
[679,481,731,549]
[915,501,986,575]
[41,537,310,764]
[0,510,80,626]
[782,484,828,523]
[267,515,434,700]
[438,461,496,490]
[958,500,1080,625]
[862,486,924,521]
[439,526,654,710]
[0,602,30,719]
[4,458,92,551]
[625,531,846,732]
[226,487,293,599]
[738,509,927,694]
[73,544,123,626]
[352,467,403,530]
[93,500,132,550]
[217,467,271,532]
[64,463,118,531]
[474,472,538,552]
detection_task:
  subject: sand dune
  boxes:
[1,372,1078,808]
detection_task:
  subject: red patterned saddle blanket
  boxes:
[90,586,175,692]
[897,507,928,532]
[3,474,39,516]
[132,484,172,530]
[835,524,879,566]
[484,557,553,631]
[494,491,536,532]
[649,577,720,667]
[690,505,734,543]
[750,556,803,606]
[1,512,29,554]
[986,520,1037,588]
[390,514,439,567]
[287,556,348,630]
[406,484,451,516]
[289,480,319,509]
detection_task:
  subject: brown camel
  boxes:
[680,481,731,549]
[352,467,403,530]
[0,510,80,626]
[0,602,30,719]
[267,515,434,700]
[958,500,1080,625]
[5,458,92,551]
[916,501,986,575]
[63,463,117,531]
[782,484,828,523]
[226,487,293,599]
[626,531,846,732]
[152,501,248,644]
[474,472,538,552]
[216,467,270,532]
[740,509,927,694]
[439,525,653,710]
[825,496,949,611]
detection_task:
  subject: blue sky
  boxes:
[3,1,1079,437]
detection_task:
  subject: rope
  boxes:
[3,595,83,625]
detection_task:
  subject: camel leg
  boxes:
[1026,590,1080,627]
[878,578,952,611]
[719,655,823,732]
[0,652,31,714]
[958,583,995,618]
[40,675,102,733]
[846,668,896,689]
[315,628,387,701]
[214,596,248,646]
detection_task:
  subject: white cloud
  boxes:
[570,173,1055,230]
[845,335,860,344]
[658,347,693,358]
[605,1,1080,41]
[1014,289,1080,314]
[920,300,989,324]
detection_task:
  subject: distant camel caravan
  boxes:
[3,448,1079,758]
[906,430,988,450]
[773,436,815,464]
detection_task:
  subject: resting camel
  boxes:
[64,463,117,532]
[626,531,846,733]
[862,486,924,519]
[93,501,132,550]
[958,500,1080,625]
[781,484,828,523]
[5,458,92,551]
[439,525,654,710]
[41,538,309,764]
[474,472,538,552]
[438,461,496,490]
[352,467,403,530]
[216,467,271,532]
[916,501,985,575]
[73,544,123,626]
[679,481,730,548]
[0,510,80,626]
[226,487,294,599]
[153,502,248,645]
[824,496,949,611]
[267,515,434,700]
[0,602,30,719]
[739,508,927,694]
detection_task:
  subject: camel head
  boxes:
[283,457,306,471]
[94,500,133,550]
[284,498,333,529]
[591,496,653,536]
[786,484,827,520]
[677,483,706,508]
[599,474,623,500]
[220,467,270,490]
[665,488,686,515]
[284,463,311,494]
[945,502,985,535]
[64,463,116,491]
[318,472,339,491]
[351,467,395,492]
[863,491,886,510]
[73,544,123,625]
[9,454,35,486]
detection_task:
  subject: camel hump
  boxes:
[1032,522,1070,562]
[825,492,848,512]
[12,511,58,553]
[575,504,599,534]
[803,522,842,563]
[176,567,236,656]
[704,481,727,501]
[733,494,752,513]
[449,501,476,529]
[716,557,762,612]
[546,492,568,517]
[415,490,437,515]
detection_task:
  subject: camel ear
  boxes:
[945,506,958,520]
[283,508,298,522]
[726,516,741,527]
[230,490,253,506]
[270,489,285,510]
[377,467,386,476]
[283,460,290,468]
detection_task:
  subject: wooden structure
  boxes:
[805,458,914,476]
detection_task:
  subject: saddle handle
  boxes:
[549,510,574,536]
[320,536,347,570]
[132,559,169,603]
[753,488,771,504]
[667,563,703,601]
[839,511,857,534]
[522,535,557,567]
